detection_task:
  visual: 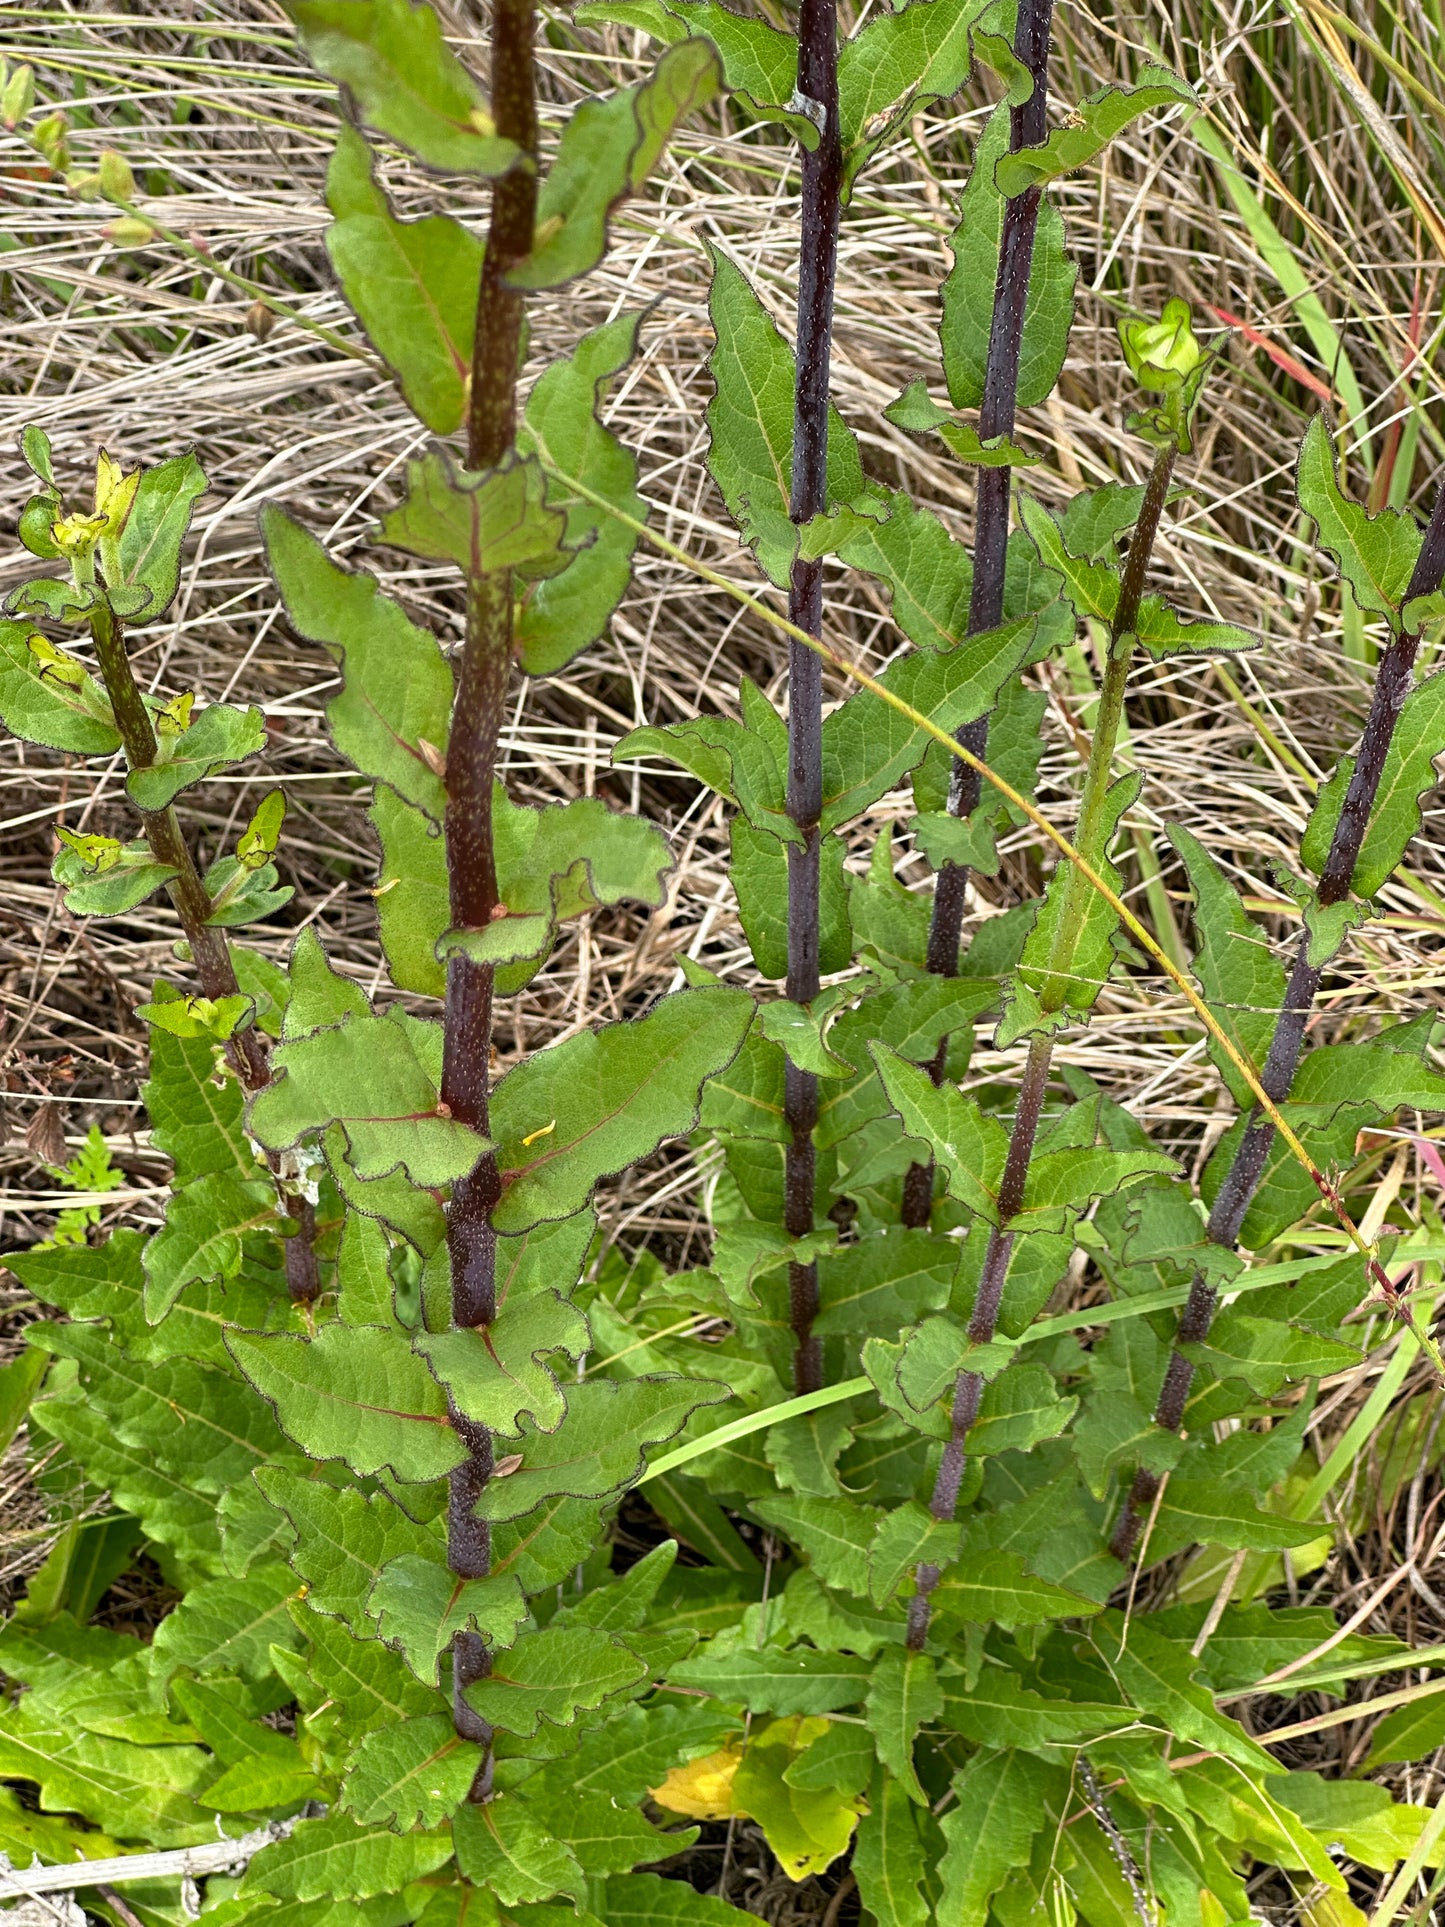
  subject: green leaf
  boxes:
[142,1171,276,1322]
[443,793,672,972]
[228,1323,465,1484]
[292,1600,441,1733]
[866,1502,963,1608]
[509,40,719,289]
[108,452,209,621]
[938,1669,1132,1748]
[488,984,751,1231]
[1169,825,1286,1106]
[731,1717,864,1879]
[994,67,1197,196]
[0,619,120,754]
[852,1767,929,1927]
[200,1753,320,1814]
[1302,670,1445,896]
[1296,412,1423,623]
[366,1554,528,1686]
[370,788,449,996]
[814,1228,957,1339]
[1096,1617,1276,1772]
[126,702,267,811]
[416,1291,588,1436]
[1275,1771,1439,1869]
[731,821,852,979]
[1146,1478,1331,1562]
[379,447,570,579]
[248,1010,486,1188]
[1010,770,1142,1025]
[516,312,647,675]
[928,1549,1094,1629]
[1132,595,1256,658]
[144,1024,255,1183]
[705,249,864,587]
[941,102,1076,411]
[668,1645,871,1715]
[838,0,994,190]
[240,1812,454,1900]
[601,1875,749,1927]
[818,611,1038,832]
[640,0,817,143]
[838,493,973,653]
[871,1044,1008,1218]
[342,1712,482,1828]
[0,1704,216,1848]
[453,1798,582,1906]
[936,1749,1052,1927]
[149,1563,306,1683]
[883,380,1039,467]
[263,506,452,818]
[287,0,520,175]
[325,123,481,435]
[752,1496,881,1597]
[473,1377,726,1521]
[52,837,178,918]
[253,1466,438,1630]
[865,1649,942,1803]
[462,1624,647,1737]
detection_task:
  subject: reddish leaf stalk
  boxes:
[784,0,842,1396]
[906,441,1176,1650]
[900,0,1055,1230]
[1110,472,1445,1563]
[87,600,319,1304]
[441,0,538,1801]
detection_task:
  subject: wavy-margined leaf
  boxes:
[819,611,1038,831]
[369,787,449,996]
[941,103,1076,411]
[141,1171,277,1323]
[837,492,973,652]
[994,66,1196,196]
[937,1670,1132,1749]
[731,821,852,980]
[325,124,481,435]
[253,1465,438,1631]
[126,702,267,811]
[379,447,571,579]
[240,1811,455,1900]
[148,1563,307,1683]
[453,1796,584,1906]
[838,0,995,191]
[473,1377,727,1522]
[461,1624,648,1737]
[865,1650,941,1803]
[517,312,648,675]
[287,1599,442,1733]
[416,1290,588,1436]
[864,1504,963,1610]
[928,1551,1096,1629]
[870,1045,1008,1218]
[1296,412,1423,624]
[52,837,178,918]
[705,249,864,587]
[248,1010,485,1188]
[287,0,519,176]
[102,452,208,622]
[489,984,752,1231]
[614,685,793,841]
[936,1750,1053,1927]
[340,1712,480,1829]
[508,40,719,290]
[602,1874,752,1927]
[667,1645,871,1716]
[1143,1478,1330,1564]
[578,0,818,143]
[1094,1618,1275,1773]
[1169,827,1285,1106]
[228,1323,465,1485]
[0,620,120,754]
[884,381,1039,468]
[323,1122,448,1257]
[1301,670,1445,896]
[0,1703,216,1848]
[367,1554,528,1685]
[852,1767,929,1927]
[440,793,671,971]
[198,1750,320,1815]
[263,506,452,818]
[201,853,293,929]
[1133,596,1256,658]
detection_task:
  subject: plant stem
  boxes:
[441,0,538,1800]
[905,441,1176,1650]
[784,0,841,1397]
[1110,472,1445,1563]
[900,0,1055,1230]
[87,600,319,1304]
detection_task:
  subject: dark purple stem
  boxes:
[442,0,538,1792]
[900,0,1055,1228]
[783,0,841,1395]
[1110,470,1445,1562]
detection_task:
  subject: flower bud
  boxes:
[98,147,136,204]
[1118,297,1202,393]
[104,216,155,248]
[2,64,35,128]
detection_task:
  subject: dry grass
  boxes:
[2,0,1445,1912]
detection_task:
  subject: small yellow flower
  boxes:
[50,510,109,556]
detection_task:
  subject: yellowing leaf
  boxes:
[649,1739,743,1820]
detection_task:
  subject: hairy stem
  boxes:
[88,601,318,1304]
[442,0,538,1797]
[905,443,1176,1649]
[784,0,841,1395]
[1110,473,1445,1563]
[900,0,1055,1228]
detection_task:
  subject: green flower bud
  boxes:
[1118,297,1202,393]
